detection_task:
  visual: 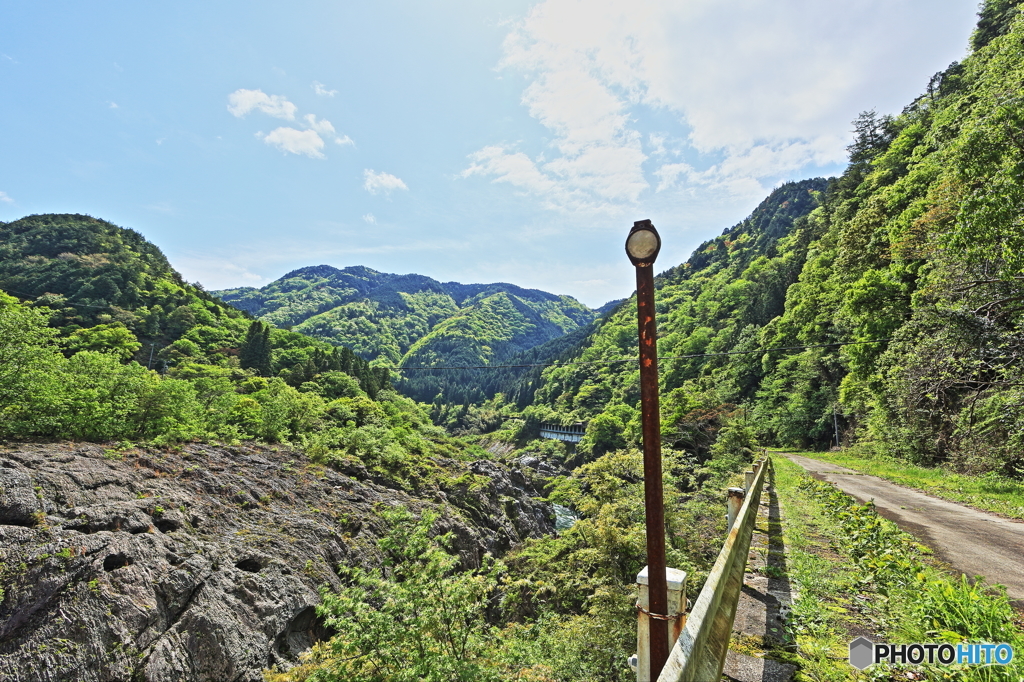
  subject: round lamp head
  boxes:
[626,220,661,266]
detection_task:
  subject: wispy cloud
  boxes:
[363,213,377,224]
[175,254,268,290]
[304,114,334,135]
[363,169,408,195]
[304,114,354,146]
[227,89,297,120]
[229,90,354,159]
[109,101,118,109]
[258,128,326,158]
[312,81,338,97]
[0,191,13,204]
[465,0,971,213]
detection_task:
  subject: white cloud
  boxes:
[363,169,408,195]
[0,191,13,204]
[312,81,338,97]
[259,127,325,158]
[303,113,335,135]
[109,101,118,109]
[363,213,377,224]
[228,89,353,157]
[303,114,354,146]
[466,0,976,212]
[227,89,297,120]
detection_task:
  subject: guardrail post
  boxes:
[743,470,754,491]
[726,488,745,531]
[634,565,687,681]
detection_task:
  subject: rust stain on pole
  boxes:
[626,219,668,679]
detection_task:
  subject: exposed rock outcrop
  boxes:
[0,442,553,682]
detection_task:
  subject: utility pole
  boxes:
[833,404,840,449]
[625,220,668,678]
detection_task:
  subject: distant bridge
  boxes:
[539,423,586,443]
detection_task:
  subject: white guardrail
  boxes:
[632,455,773,681]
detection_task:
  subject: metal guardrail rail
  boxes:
[656,456,772,682]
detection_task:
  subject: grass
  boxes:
[774,445,1024,521]
[770,455,1024,681]
[771,455,878,681]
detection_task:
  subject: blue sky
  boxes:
[0,0,978,307]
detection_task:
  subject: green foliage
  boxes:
[239,320,272,375]
[65,323,141,360]
[575,411,626,463]
[0,290,405,450]
[273,505,504,682]
[972,0,1024,51]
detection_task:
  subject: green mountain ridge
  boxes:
[214,264,600,403]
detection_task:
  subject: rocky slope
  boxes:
[0,442,554,682]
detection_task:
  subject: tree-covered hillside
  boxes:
[524,0,1024,478]
[0,213,240,341]
[518,179,826,455]
[214,264,598,404]
[0,215,392,394]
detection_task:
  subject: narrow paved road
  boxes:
[786,454,1024,608]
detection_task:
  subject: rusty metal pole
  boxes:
[626,219,668,679]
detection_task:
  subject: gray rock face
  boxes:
[0,442,554,682]
[0,466,41,526]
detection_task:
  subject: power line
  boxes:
[385,338,891,372]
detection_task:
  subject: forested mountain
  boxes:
[524,0,1024,478]
[214,265,598,403]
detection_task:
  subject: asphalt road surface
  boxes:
[785,454,1024,608]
